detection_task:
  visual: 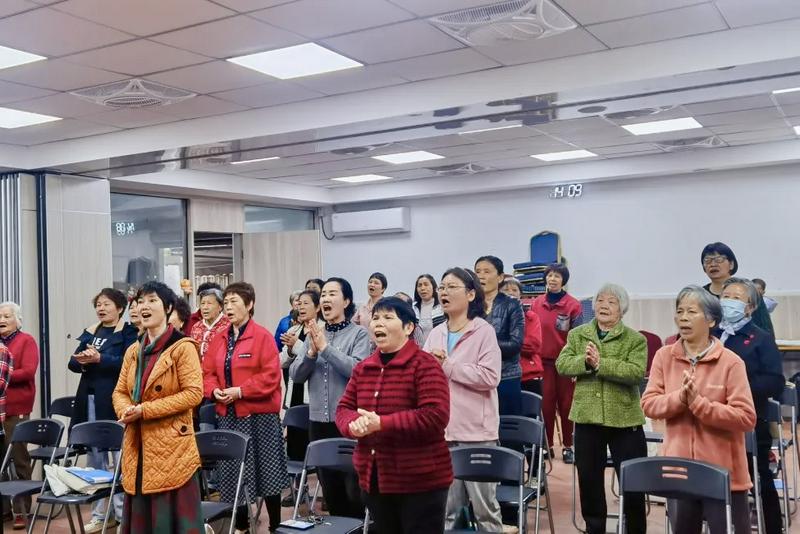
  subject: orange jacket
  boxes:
[641,339,756,491]
[112,333,203,495]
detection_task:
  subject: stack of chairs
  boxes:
[512,231,563,299]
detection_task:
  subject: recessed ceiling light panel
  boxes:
[0,45,46,71]
[530,149,596,161]
[0,107,61,129]
[230,156,280,165]
[794,125,800,135]
[621,117,703,136]
[458,124,523,135]
[331,174,392,183]
[228,43,362,80]
[773,87,800,95]
[372,151,444,164]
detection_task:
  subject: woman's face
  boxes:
[595,292,622,327]
[320,281,348,323]
[500,283,521,300]
[306,281,322,294]
[200,295,222,323]
[703,254,733,281]
[546,271,564,293]
[370,307,413,353]
[720,284,754,316]
[128,301,141,327]
[0,306,19,337]
[168,312,184,331]
[223,293,252,327]
[137,292,169,331]
[367,277,385,299]
[439,274,473,317]
[416,277,434,302]
[95,295,121,326]
[297,294,320,323]
[674,295,714,341]
[475,260,503,295]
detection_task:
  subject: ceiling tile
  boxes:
[291,65,408,95]
[715,0,800,28]
[321,20,463,64]
[379,49,500,81]
[151,15,305,58]
[458,125,542,143]
[718,127,796,143]
[0,118,120,146]
[592,143,662,155]
[52,0,235,36]
[160,95,248,119]
[212,81,324,108]
[0,8,133,56]
[251,0,413,39]
[586,3,728,48]
[707,120,788,134]
[63,40,210,76]
[385,0,503,17]
[83,108,179,128]
[0,59,127,91]
[773,90,800,106]
[10,92,111,118]
[683,94,776,115]
[695,107,784,126]
[555,0,708,25]
[475,28,607,66]
[0,80,54,104]
[0,0,40,17]
[145,61,269,94]
[212,0,295,11]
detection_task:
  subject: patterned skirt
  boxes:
[217,412,289,503]
[120,473,204,534]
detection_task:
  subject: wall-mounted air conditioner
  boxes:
[330,207,410,237]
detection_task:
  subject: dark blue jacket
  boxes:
[486,292,525,380]
[69,320,139,427]
[274,313,292,351]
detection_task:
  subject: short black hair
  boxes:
[413,274,439,309]
[172,297,191,326]
[197,282,222,294]
[752,278,766,291]
[369,272,388,290]
[442,267,485,319]
[325,277,356,320]
[92,288,127,312]
[701,242,738,275]
[475,255,504,275]
[224,282,256,317]
[137,281,177,319]
[372,296,418,328]
[545,263,570,286]
[305,278,325,291]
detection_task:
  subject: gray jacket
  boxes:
[288,322,371,422]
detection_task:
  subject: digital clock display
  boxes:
[549,183,583,199]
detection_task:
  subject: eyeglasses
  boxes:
[702,256,728,266]
[437,285,466,294]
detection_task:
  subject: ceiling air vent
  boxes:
[604,106,676,121]
[330,143,393,156]
[429,0,576,47]
[427,163,490,176]
[71,79,196,108]
[655,136,726,152]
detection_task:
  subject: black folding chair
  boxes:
[498,415,553,534]
[520,391,553,473]
[276,438,367,534]
[767,398,791,532]
[618,457,732,534]
[778,386,798,514]
[29,421,124,534]
[0,419,64,530]
[30,397,76,468]
[746,431,764,534]
[199,403,217,430]
[446,445,526,534]
[281,404,314,510]
[196,430,252,534]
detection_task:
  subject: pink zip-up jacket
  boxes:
[424,317,501,442]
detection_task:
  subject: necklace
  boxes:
[448,319,469,333]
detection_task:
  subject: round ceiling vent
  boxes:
[70,79,196,108]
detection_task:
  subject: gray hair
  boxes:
[0,301,22,328]
[722,277,760,312]
[593,283,630,315]
[675,285,722,325]
[288,289,303,306]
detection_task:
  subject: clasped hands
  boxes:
[430,349,447,365]
[585,342,600,370]
[679,370,700,405]
[74,346,101,365]
[348,408,381,438]
[213,387,242,405]
[118,404,143,424]
[305,320,328,358]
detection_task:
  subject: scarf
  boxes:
[718,316,751,344]
[325,320,350,332]
[132,326,173,403]
[0,330,19,345]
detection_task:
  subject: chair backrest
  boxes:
[744,431,757,455]
[638,330,663,375]
[282,404,310,431]
[49,396,76,418]
[303,438,356,473]
[520,391,543,420]
[780,386,798,410]
[450,446,524,485]
[68,421,124,452]
[196,430,249,463]
[619,456,731,503]
[499,415,544,453]
[199,403,216,428]
[530,231,560,265]
[766,399,783,424]
[10,418,64,447]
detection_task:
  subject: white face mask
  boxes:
[721,298,747,324]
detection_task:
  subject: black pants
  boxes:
[575,423,647,534]
[749,418,782,534]
[234,495,281,531]
[522,378,542,396]
[668,490,751,534]
[308,421,364,518]
[363,488,448,534]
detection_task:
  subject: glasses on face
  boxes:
[437,285,466,294]
[702,256,728,266]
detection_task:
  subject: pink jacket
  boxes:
[423,317,501,442]
[641,339,756,491]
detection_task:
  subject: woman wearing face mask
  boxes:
[413,274,445,343]
[642,285,756,534]
[423,268,504,532]
[336,297,452,533]
[190,287,229,361]
[352,273,388,329]
[203,282,288,532]
[531,263,583,464]
[556,284,648,534]
[714,277,784,534]
[290,277,371,518]
[112,282,204,534]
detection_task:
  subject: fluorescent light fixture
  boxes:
[372,151,444,164]
[794,125,800,135]
[228,43,362,80]
[773,87,800,94]
[0,45,46,71]
[530,149,597,162]
[230,156,280,165]
[331,174,392,184]
[0,107,61,129]
[458,124,523,135]
[621,117,703,135]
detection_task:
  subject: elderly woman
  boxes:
[413,274,445,343]
[352,272,388,328]
[642,285,756,534]
[336,297,452,533]
[274,290,303,352]
[714,277,784,534]
[556,284,648,534]
[112,282,204,534]
[0,302,39,528]
[190,286,229,361]
[290,277,371,518]
[203,282,288,532]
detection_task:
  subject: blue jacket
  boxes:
[274,313,292,351]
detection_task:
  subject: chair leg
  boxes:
[26,501,41,534]
[75,504,86,534]
[64,503,76,534]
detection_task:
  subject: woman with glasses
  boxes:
[423,268,504,531]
